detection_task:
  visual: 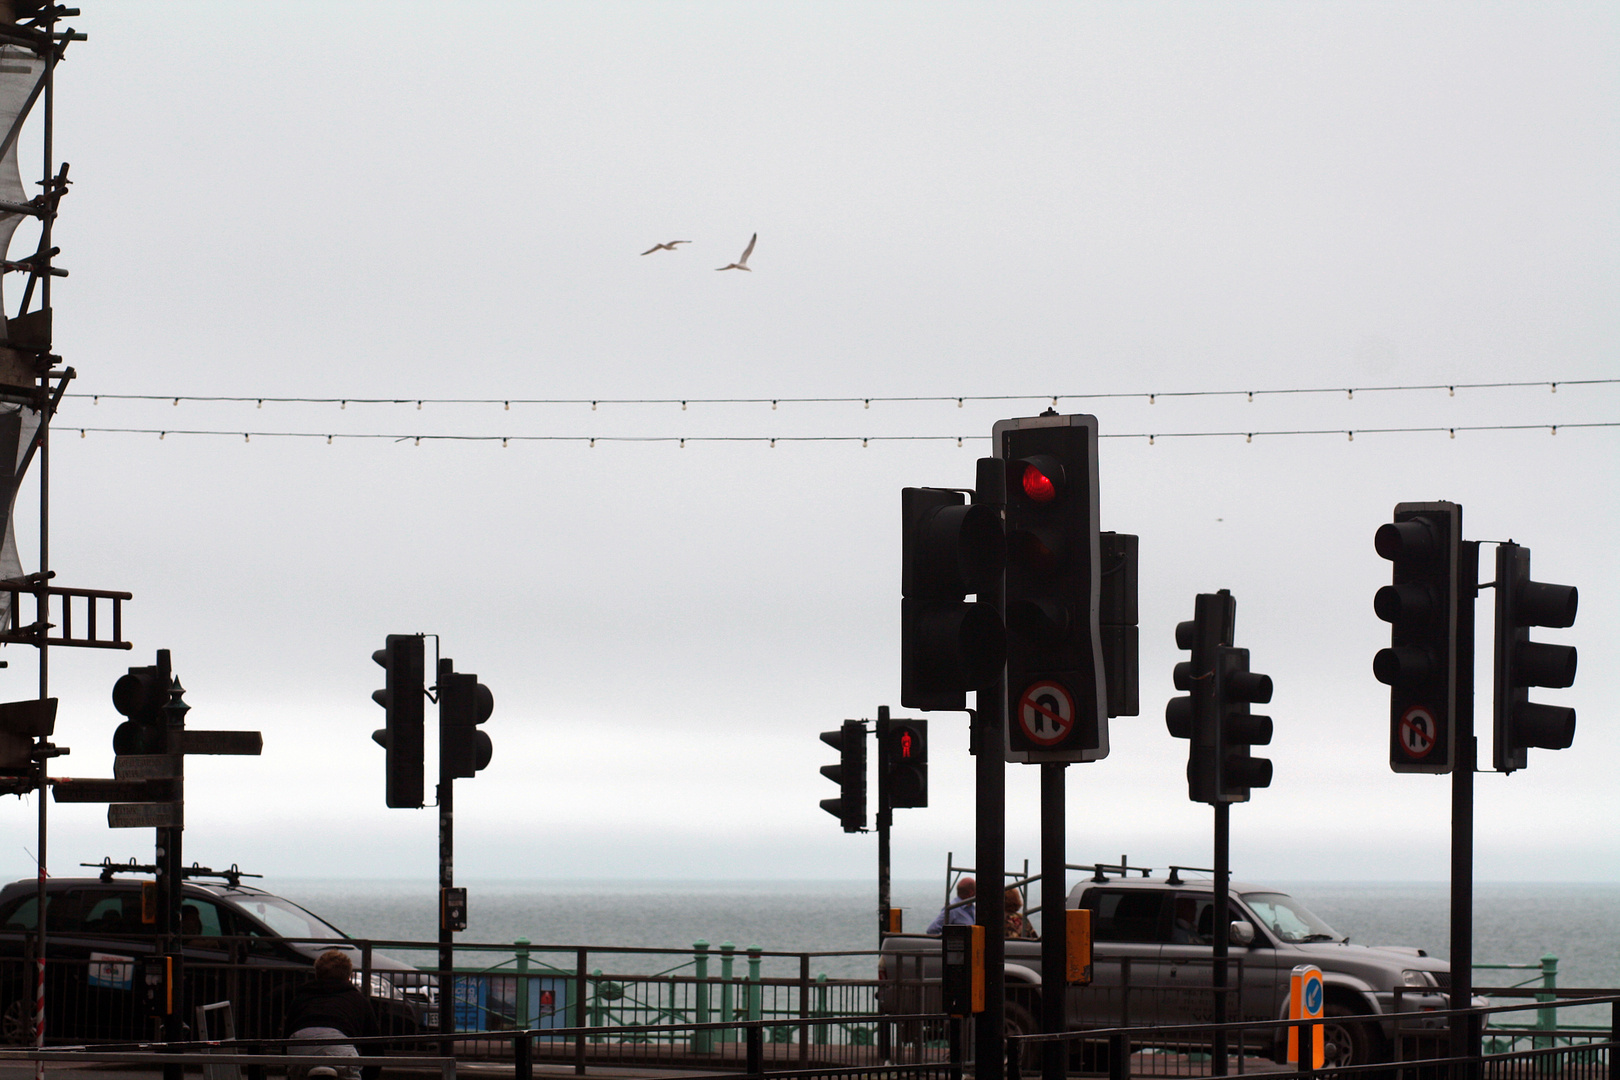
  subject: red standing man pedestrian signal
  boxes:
[883,719,928,809]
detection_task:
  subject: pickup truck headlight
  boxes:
[1401,969,1439,988]
[362,973,404,1000]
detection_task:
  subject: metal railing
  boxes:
[0,935,887,1060]
[0,1013,960,1080]
[1007,994,1617,1080]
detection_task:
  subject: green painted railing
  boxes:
[412,937,879,1051]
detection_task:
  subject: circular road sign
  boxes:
[1399,705,1437,758]
[1016,681,1076,747]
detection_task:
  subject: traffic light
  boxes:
[1165,590,1231,804]
[113,653,172,757]
[0,698,56,772]
[996,413,1109,763]
[439,661,494,780]
[1099,531,1140,718]
[371,633,425,808]
[880,717,928,809]
[1374,502,1461,774]
[1492,543,1577,773]
[819,720,866,832]
[1212,644,1273,801]
[901,479,1006,712]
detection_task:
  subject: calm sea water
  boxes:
[276,878,1619,990]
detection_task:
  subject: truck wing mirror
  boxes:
[1229,920,1255,946]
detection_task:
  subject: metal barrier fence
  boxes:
[1007,994,1617,1080]
[0,1013,960,1080]
[0,938,887,1057]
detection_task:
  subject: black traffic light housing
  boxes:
[819,720,867,832]
[1374,502,1461,774]
[439,660,494,779]
[996,413,1110,763]
[901,477,1006,712]
[1099,531,1140,719]
[1492,542,1577,773]
[113,653,173,757]
[1213,644,1273,801]
[372,633,426,808]
[1166,590,1231,804]
[879,716,928,810]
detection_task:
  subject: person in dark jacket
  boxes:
[285,949,380,1080]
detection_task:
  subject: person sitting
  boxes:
[1003,887,1037,939]
[180,906,222,950]
[285,950,379,1080]
[926,876,976,935]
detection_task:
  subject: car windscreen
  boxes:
[231,894,349,942]
[1239,891,1345,943]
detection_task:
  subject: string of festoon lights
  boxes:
[60,422,1619,448]
[60,376,1619,412]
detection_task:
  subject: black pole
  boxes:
[974,455,1007,1080]
[156,650,183,1080]
[438,656,455,1060]
[877,706,892,938]
[1212,802,1229,1077]
[1450,540,1478,1069]
[438,772,453,1050]
[974,703,1006,1080]
[1039,762,1066,1080]
[876,706,893,1065]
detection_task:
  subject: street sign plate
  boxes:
[53,778,174,803]
[179,730,263,756]
[113,755,182,780]
[108,802,182,829]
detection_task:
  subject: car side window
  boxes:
[79,891,135,934]
[1,895,40,931]
[1087,890,1170,943]
[1169,894,1216,945]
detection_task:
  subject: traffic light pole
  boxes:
[1039,762,1066,1080]
[1449,541,1478,1069]
[158,653,184,1080]
[974,455,1006,1080]
[1211,803,1230,1077]
[973,704,1005,1080]
[876,708,892,939]
[875,709,893,1066]
[438,773,454,1053]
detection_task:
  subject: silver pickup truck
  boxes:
[878,871,1452,1068]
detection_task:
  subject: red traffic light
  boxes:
[1021,461,1059,503]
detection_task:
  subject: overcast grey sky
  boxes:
[3,2,1616,889]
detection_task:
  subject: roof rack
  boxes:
[1165,864,1215,885]
[1072,855,1156,882]
[83,858,262,888]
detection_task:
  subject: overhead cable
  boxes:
[63,421,1618,447]
[63,377,1618,411]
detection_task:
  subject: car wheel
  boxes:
[1003,998,1037,1039]
[1322,1003,1384,1068]
[2,998,33,1045]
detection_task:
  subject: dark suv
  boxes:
[0,865,432,1044]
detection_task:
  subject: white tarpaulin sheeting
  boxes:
[0,44,44,337]
[0,41,46,630]
[0,403,39,627]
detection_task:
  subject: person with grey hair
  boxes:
[926,876,976,935]
[285,949,380,1080]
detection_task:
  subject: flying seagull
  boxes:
[716,233,757,271]
[640,240,691,255]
